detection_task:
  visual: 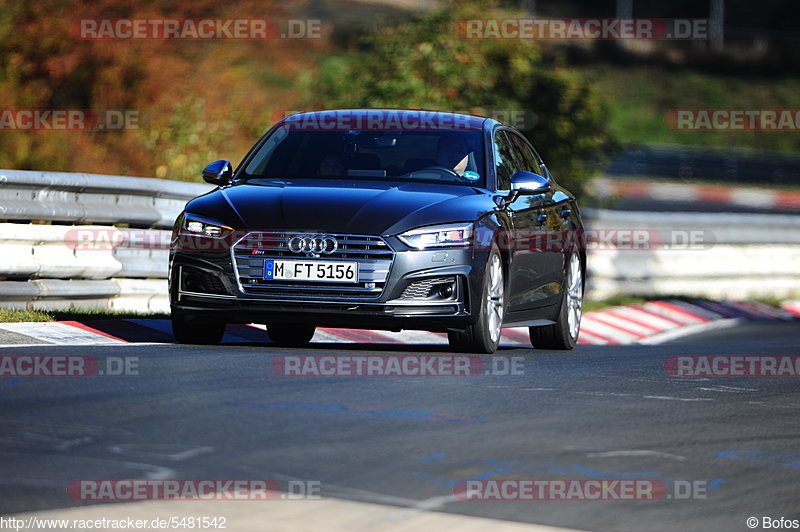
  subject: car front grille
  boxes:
[231,232,394,300]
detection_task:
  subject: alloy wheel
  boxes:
[485,253,505,343]
[566,253,583,340]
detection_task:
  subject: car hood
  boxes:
[184,179,495,235]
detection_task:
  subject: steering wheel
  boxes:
[421,165,459,178]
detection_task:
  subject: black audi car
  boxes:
[169,109,584,353]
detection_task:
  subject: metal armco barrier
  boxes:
[0,279,167,313]
[0,224,169,280]
[0,169,209,228]
[0,169,208,312]
[0,169,799,312]
[583,209,800,300]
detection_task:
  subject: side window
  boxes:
[492,130,518,191]
[244,127,289,176]
[507,132,544,176]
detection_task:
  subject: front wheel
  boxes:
[171,313,226,345]
[529,252,583,350]
[266,323,316,347]
[448,249,505,354]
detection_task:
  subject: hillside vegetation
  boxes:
[2,0,797,188]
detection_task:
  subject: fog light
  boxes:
[182,272,202,291]
[437,284,454,298]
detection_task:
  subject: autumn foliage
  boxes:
[0,0,325,180]
[1,0,611,193]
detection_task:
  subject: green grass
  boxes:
[0,300,656,322]
[0,309,55,322]
[0,308,169,323]
[750,297,786,308]
[575,65,800,153]
[0,303,646,323]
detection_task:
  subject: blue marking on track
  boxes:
[418,452,447,462]
[413,467,514,488]
[718,450,800,470]
[707,478,727,490]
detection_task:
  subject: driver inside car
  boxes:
[402,136,474,177]
[435,136,471,175]
[318,154,345,176]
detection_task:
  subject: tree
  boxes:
[308,1,614,196]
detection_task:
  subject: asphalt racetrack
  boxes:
[1,321,799,531]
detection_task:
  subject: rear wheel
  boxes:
[266,323,316,347]
[448,249,505,354]
[529,252,583,350]
[171,313,226,345]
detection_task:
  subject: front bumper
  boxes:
[169,237,489,332]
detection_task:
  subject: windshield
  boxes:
[241,126,486,186]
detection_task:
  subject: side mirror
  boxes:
[505,170,550,203]
[202,160,233,185]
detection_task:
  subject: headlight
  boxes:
[397,223,473,249]
[181,214,232,237]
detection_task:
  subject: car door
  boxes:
[497,129,563,314]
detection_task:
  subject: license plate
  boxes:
[264,259,358,283]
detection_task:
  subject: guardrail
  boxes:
[1,169,799,312]
[0,169,209,228]
[0,279,167,313]
[0,169,210,312]
[583,209,800,300]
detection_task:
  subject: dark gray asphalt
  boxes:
[1,321,799,531]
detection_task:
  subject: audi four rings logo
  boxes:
[287,235,338,255]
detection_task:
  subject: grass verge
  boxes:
[0,309,169,323]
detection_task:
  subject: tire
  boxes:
[529,252,583,350]
[171,312,226,345]
[266,323,316,347]
[448,249,505,354]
